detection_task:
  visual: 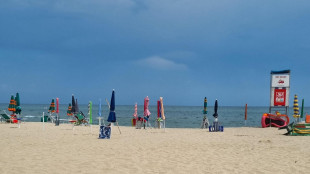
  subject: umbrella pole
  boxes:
[245,104,247,127]
[301,99,304,120]
[42,112,45,130]
[116,122,121,134]
[164,120,166,132]
[17,114,21,128]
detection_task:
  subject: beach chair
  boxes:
[0,113,13,123]
[278,122,295,135]
[74,111,88,125]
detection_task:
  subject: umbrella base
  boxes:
[209,121,224,132]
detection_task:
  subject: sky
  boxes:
[0,0,310,106]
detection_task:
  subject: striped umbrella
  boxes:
[48,99,56,113]
[144,96,151,117]
[203,97,208,115]
[8,95,16,113]
[293,94,300,120]
[67,103,73,116]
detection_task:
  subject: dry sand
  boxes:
[0,122,309,174]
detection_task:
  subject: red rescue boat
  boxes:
[261,113,289,128]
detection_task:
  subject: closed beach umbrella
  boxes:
[133,103,138,118]
[56,98,59,114]
[88,101,93,124]
[67,103,73,116]
[203,97,208,115]
[107,90,116,122]
[293,94,300,119]
[15,93,22,114]
[71,95,76,114]
[301,99,304,119]
[98,99,102,117]
[160,97,165,120]
[144,96,151,117]
[75,99,79,113]
[157,100,161,118]
[213,99,218,118]
[8,95,16,113]
[48,99,56,113]
[15,93,20,107]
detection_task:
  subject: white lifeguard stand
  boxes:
[269,70,290,115]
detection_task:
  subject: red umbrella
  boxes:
[56,98,59,114]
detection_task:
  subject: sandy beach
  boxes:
[0,122,309,174]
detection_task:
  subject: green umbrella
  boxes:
[48,99,56,113]
[15,93,22,114]
[8,95,16,113]
[301,99,304,119]
[88,101,93,124]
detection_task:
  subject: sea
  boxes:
[1,104,309,128]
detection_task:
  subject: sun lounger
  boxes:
[1,113,13,123]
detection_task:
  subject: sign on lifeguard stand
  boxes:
[269,70,290,115]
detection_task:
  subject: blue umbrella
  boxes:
[213,99,218,118]
[107,90,116,123]
[98,99,102,117]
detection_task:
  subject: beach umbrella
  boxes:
[203,97,208,115]
[55,98,60,126]
[71,95,76,114]
[67,103,73,116]
[48,99,56,113]
[293,94,300,121]
[156,100,163,128]
[213,99,218,118]
[107,90,116,122]
[8,95,16,113]
[133,103,138,118]
[157,100,161,118]
[15,93,22,114]
[75,99,79,113]
[56,98,59,114]
[98,99,103,126]
[98,99,102,117]
[144,96,151,117]
[301,99,304,119]
[160,97,165,120]
[88,101,93,124]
